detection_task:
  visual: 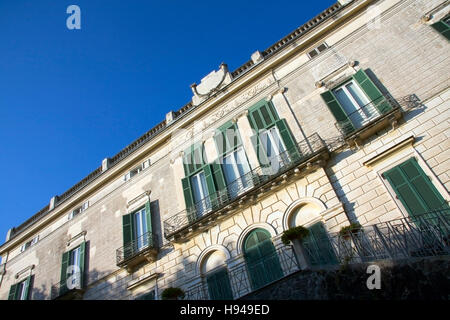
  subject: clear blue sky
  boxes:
[0,0,336,251]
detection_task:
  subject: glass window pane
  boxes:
[346,82,370,108]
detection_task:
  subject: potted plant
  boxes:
[161,287,185,300]
[339,222,362,240]
[281,226,310,245]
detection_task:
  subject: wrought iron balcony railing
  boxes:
[302,208,450,266]
[116,231,158,266]
[164,133,328,239]
[335,94,399,136]
[184,245,300,300]
[50,272,84,300]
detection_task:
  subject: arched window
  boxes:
[243,229,283,290]
[201,250,233,300]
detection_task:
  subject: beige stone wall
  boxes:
[0,0,449,300]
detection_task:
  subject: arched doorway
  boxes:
[243,228,283,290]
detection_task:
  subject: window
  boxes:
[206,268,233,300]
[247,100,301,171]
[320,69,393,135]
[20,236,39,253]
[122,202,154,259]
[332,79,378,128]
[222,147,252,198]
[136,290,155,300]
[431,15,450,41]
[8,276,32,300]
[60,242,86,295]
[68,201,89,220]
[124,159,151,181]
[190,171,211,216]
[383,158,449,219]
[307,43,328,59]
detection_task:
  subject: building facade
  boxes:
[0,0,449,300]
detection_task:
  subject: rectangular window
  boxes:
[8,277,32,300]
[124,159,151,181]
[17,279,30,300]
[20,236,39,253]
[191,171,211,216]
[59,242,86,295]
[320,69,392,135]
[68,246,81,289]
[222,147,252,198]
[332,79,379,128]
[133,208,150,250]
[307,43,328,59]
[383,158,449,219]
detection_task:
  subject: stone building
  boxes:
[0,0,449,300]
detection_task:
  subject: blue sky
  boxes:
[0,0,336,252]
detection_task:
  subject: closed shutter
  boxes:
[8,283,18,300]
[214,122,242,156]
[431,20,450,41]
[304,222,338,266]
[275,119,301,162]
[145,201,154,247]
[247,100,279,130]
[122,214,135,258]
[183,144,205,176]
[211,160,227,203]
[206,268,233,300]
[79,242,86,288]
[352,69,392,114]
[182,177,196,223]
[59,251,70,295]
[321,90,355,135]
[384,158,448,218]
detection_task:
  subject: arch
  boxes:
[195,245,231,276]
[236,223,277,256]
[282,198,327,230]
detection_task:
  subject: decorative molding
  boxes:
[127,190,151,209]
[363,135,415,168]
[67,231,87,247]
[15,265,35,279]
[195,245,231,276]
[127,271,160,290]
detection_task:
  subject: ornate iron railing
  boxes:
[50,271,83,300]
[335,94,399,136]
[164,133,327,238]
[184,245,300,300]
[302,208,450,266]
[116,231,158,266]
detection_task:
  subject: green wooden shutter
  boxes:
[183,144,205,176]
[59,251,70,295]
[211,160,227,204]
[244,229,283,290]
[275,119,302,163]
[79,242,86,288]
[384,158,448,218]
[250,134,270,169]
[206,268,233,300]
[431,20,450,41]
[182,177,196,222]
[214,122,242,156]
[307,222,338,266]
[247,100,279,130]
[122,214,134,259]
[145,201,153,247]
[321,90,355,135]
[352,69,392,114]
[8,283,18,300]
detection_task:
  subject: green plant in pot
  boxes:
[339,222,362,240]
[161,287,185,300]
[281,226,310,245]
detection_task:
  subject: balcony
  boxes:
[50,273,85,300]
[184,245,300,300]
[164,133,329,242]
[182,209,450,300]
[336,94,403,147]
[116,231,158,272]
[302,208,450,265]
